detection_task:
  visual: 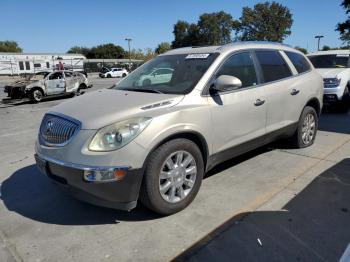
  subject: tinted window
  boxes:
[255,51,292,83]
[19,61,24,70]
[34,63,41,68]
[25,61,30,70]
[308,55,349,69]
[216,52,257,88]
[285,52,311,73]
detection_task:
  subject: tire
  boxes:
[107,74,111,78]
[30,88,44,102]
[291,106,318,148]
[122,73,127,77]
[140,138,204,215]
[142,79,151,86]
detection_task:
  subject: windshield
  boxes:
[308,55,349,69]
[114,53,219,94]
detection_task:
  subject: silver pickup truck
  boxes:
[4,70,91,102]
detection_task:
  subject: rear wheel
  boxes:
[140,138,204,215]
[122,73,127,77]
[291,106,318,148]
[30,88,44,102]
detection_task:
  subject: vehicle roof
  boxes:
[162,41,299,56]
[307,50,350,56]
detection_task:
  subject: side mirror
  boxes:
[212,75,242,92]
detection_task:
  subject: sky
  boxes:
[0,0,347,54]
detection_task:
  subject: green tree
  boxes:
[322,45,331,51]
[171,11,237,48]
[236,1,293,42]
[337,0,350,44]
[155,42,171,54]
[0,41,22,52]
[197,11,236,45]
[67,46,90,57]
[88,43,125,59]
[294,46,308,54]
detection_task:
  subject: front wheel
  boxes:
[291,106,318,148]
[140,138,204,215]
[30,89,44,102]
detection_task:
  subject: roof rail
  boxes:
[217,41,292,50]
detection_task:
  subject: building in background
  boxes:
[0,53,85,75]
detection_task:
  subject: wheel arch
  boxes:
[142,131,209,172]
[305,97,321,116]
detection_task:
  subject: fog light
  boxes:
[84,168,127,182]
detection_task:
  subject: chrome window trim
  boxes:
[38,112,82,147]
[36,153,131,171]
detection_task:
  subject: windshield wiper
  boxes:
[120,88,164,94]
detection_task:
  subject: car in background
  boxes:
[99,68,128,78]
[35,42,323,215]
[4,70,91,102]
[136,68,174,86]
[308,50,350,111]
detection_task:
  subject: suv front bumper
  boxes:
[35,153,143,211]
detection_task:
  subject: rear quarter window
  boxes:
[285,51,311,74]
[255,50,292,83]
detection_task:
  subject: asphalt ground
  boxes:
[0,76,349,262]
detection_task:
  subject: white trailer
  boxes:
[0,53,85,75]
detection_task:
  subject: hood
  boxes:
[316,68,348,78]
[6,79,38,87]
[50,89,184,129]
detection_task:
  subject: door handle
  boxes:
[291,89,300,95]
[254,99,265,106]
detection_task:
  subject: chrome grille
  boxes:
[323,78,339,88]
[39,113,81,146]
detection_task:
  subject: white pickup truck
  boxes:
[308,50,350,111]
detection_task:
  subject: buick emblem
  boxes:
[45,121,54,135]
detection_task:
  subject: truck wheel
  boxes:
[30,89,44,102]
[140,138,204,215]
[291,106,318,148]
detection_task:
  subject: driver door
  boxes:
[45,72,65,95]
[208,51,267,155]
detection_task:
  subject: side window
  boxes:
[49,72,63,80]
[25,61,30,70]
[46,62,50,69]
[34,63,41,68]
[285,51,311,74]
[255,50,292,83]
[19,61,24,70]
[157,69,173,75]
[216,52,258,88]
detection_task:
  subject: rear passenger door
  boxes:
[209,51,267,154]
[254,50,306,134]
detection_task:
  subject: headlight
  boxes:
[89,117,152,151]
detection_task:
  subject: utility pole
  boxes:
[125,38,132,67]
[314,35,324,51]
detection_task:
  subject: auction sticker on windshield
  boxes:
[185,54,210,59]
